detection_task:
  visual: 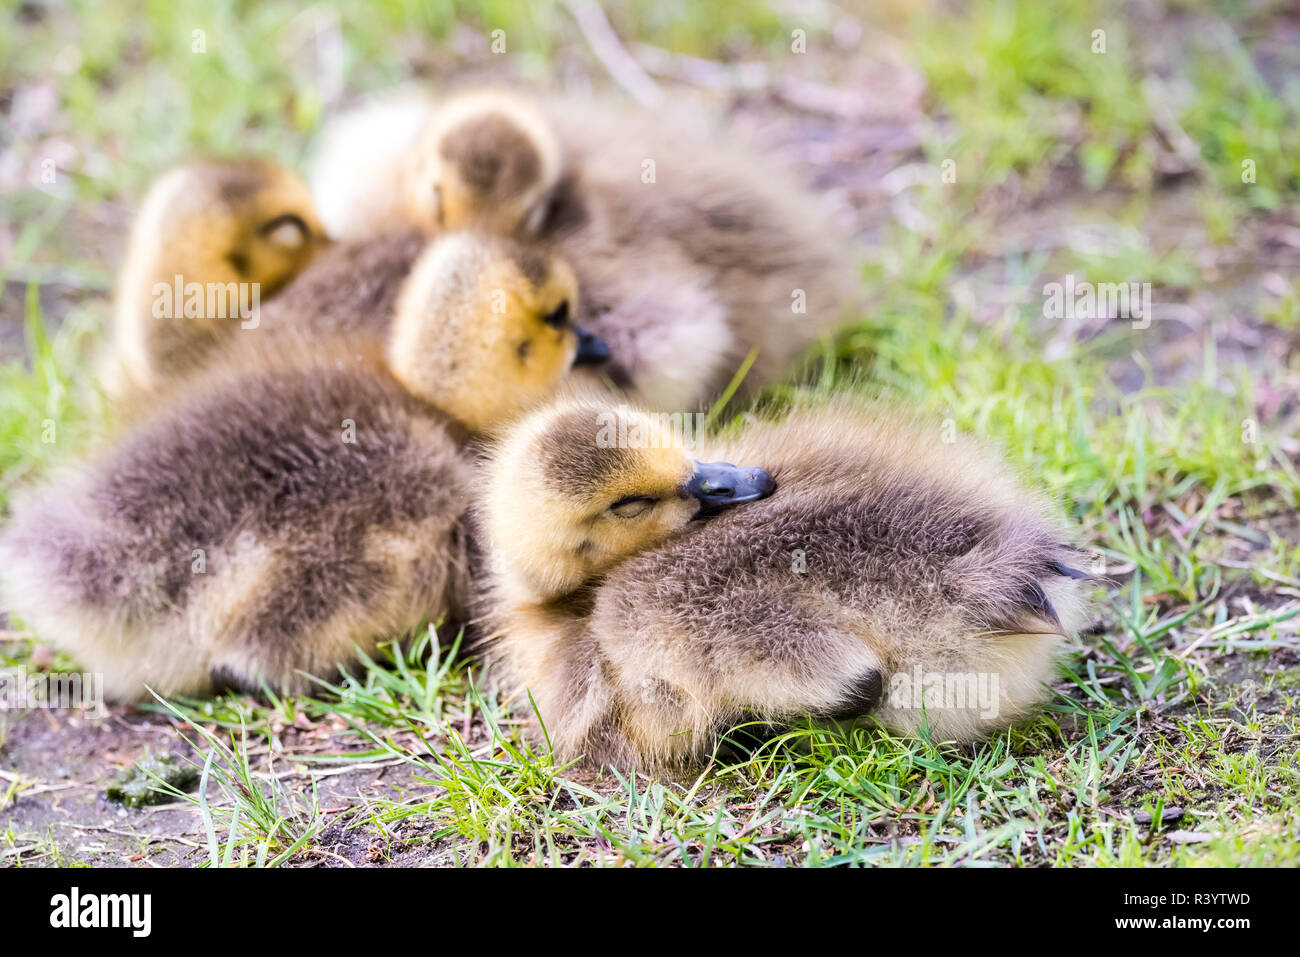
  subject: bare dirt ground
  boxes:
[2,704,459,866]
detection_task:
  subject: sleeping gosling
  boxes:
[309,90,861,410]
[0,232,609,700]
[308,87,562,239]
[107,159,328,402]
[250,90,566,344]
[477,399,1089,769]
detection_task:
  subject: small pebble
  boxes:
[1134,806,1185,825]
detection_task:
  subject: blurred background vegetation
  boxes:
[6,0,1298,523]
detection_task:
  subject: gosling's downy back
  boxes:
[2,340,473,699]
[544,98,860,404]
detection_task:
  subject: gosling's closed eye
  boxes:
[260,213,309,248]
[609,495,656,518]
[543,300,570,328]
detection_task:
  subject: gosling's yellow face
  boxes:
[387,233,610,432]
[484,403,776,602]
[225,164,327,294]
[135,160,328,295]
[411,92,561,236]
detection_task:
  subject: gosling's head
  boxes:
[483,401,775,602]
[125,159,328,297]
[411,91,561,236]
[387,232,610,432]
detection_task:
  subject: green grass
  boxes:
[115,605,1299,867]
[2,0,1298,866]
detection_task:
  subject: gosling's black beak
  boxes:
[573,326,612,366]
[684,461,776,517]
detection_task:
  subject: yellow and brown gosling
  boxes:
[308,87,562,240]
[107,159,328,401]
[243,90,566,348]
[0,233,609,701]
[310,89,862,410]
[477,399,1089,769]
[251,219,608,391]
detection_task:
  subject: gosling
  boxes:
[1,232,609,700]
[247,90,567,344]
[477,398,1089,769]
[107,159,328,402]
[309,89,861,410]
[308,87,562,239]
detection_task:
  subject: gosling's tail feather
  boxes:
[950,531,1089,641]
[1020,579,1062,631]
[1050,557,1090,580]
